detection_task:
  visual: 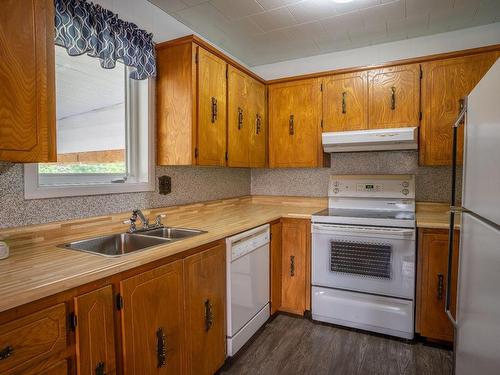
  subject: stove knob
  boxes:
[402,188,409,195]
[333,188,339,194]
[402,181,409,188]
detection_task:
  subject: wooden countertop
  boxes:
[0,196,325,313]
[416,202,459,230]
[0,196,456,314]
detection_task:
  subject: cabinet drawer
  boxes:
[0,304,67,374]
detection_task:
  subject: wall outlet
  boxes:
[158,175,171,195]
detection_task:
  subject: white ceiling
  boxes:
[148,0,500,66]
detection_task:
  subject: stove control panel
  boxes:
[329,175,415,199]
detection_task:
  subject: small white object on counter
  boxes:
[0,242,9,260]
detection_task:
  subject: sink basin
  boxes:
[61,233,172,257]
[138,227,207,240]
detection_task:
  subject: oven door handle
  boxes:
[312,224,415,237]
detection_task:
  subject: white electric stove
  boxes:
[311,175,416,339]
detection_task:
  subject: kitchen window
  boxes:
[24,46,154,199]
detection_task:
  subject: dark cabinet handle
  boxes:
[342,91,347,114]
[437,273,444,300]
[256,114,262,135]
[390,86,396,110]
[237,107,243,129]
[156,327,167,368]
[290,255,295,277]
[95,362,106,375]
[211,97,218,123]
[0,346,13,361]
[289,114,294,135]
[204,299,214,331]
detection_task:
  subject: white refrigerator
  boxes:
[447,58,500,374]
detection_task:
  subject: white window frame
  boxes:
[24,71,156,199]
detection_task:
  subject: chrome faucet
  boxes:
[124,209,166,233]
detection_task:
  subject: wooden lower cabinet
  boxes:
[270,221,282,315]
[0,304,67,375]
[183,244,226,375]
[280,218,311,315]
[120,260,185,374]
[74,286,116,375]
[417,228,459,342]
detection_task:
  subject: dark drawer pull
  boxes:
[0,346,13,361]
[256,114,262,135]
[95,361,106,375]
[211,97,218,123]
[237,107,243,129]
[204,299,214,331]
[342,91,347,114]
[290,255,295,277]
[289,114,294,135]
[437,273,444,300]
[390,86,396,110]
[156,327,167,368]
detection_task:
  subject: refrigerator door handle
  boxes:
[445,99,466,328]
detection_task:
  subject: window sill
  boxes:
[24,165,154,199]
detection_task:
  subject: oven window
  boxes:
[330,241,392,279]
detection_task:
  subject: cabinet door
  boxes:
[74,286,116,375]
[248,78,267,168]
[184,244,226,375]
[197,47,227,166]
[323,72,368,132]
[419,229,459,342]
[227,66,249,167]
[368,64,420,129]
[270,221,282,315]
[0,0,56,162]
[121,261,184,375]
[281,219,310,315]
[420,52,498,166]
[269,79,322,167]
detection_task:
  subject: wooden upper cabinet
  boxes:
[368,64,420,129]
[269,79,323,168]
[120,261,185,375]
[74,286,116,375]
[156,42,197,165]
[323,71,368,132]
[227,66,250,167]
[0,0,56,162]
[227,68,267,168]
[156,43,227,166]
[248,78,267,168]
[418,229,459,342]
[420,52,499,166]
[281,218,310,315]
[183,243,226,375]
[197,47,227,166]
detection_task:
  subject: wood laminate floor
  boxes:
[221,314,453,375]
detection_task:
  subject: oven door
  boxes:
[312,223,415,299]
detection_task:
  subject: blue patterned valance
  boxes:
[54,0,156,80]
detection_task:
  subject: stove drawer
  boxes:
[312,286,414,339]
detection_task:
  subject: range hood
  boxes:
[322,127,418,153]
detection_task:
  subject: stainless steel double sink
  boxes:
[60,227,206,257]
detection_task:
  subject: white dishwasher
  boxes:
[226,224,270,356]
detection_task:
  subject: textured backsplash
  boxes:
[0,163,251,228]
[0,151,459,228]
[251,151,461,203]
